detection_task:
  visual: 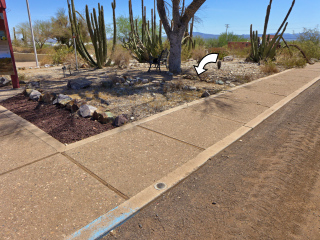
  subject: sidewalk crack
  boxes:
[61,152,130,200]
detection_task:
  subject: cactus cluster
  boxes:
[122,0,163,62]
[68,0,107,69]
[249,0,295,62]
[85,3,107,68]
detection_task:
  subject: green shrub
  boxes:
[51,46,73,64]
[296,40,320,60]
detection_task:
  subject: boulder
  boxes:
[67,79,92,90]
[52,94,72,106]
[101,80,113,88]
[79,104,97,118]
[189,86,197,91]
[0,77,11,87]
[39,92,56,103]
[223,56,234,61]
[201,91,210,98]
[29,90,41,101]
[113,114,128,127]
[26,81,40,89]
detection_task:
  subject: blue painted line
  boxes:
[67,206,139,240]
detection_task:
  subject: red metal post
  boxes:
[0,0,19,88]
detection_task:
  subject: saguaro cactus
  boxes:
[249,0,295,62]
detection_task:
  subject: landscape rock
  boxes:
[23,88,33,97]
[201,91,210,98]
[189,86,197,91]
[66,99,86,112]
[29,90,41,101]
[101,80,113,88]
[229,83,236,87]
[26,81,40,89]
[113,114,128,127]
[215,80,224,85]
[223,56,234,61]
[39,92,56,103]
[141,79,149,84]
[93,110,114,124]
[0,77,11,87]
[67,79,92,90]
[80,63,89,68]
[79,104,97,118]
[53,94,72,106]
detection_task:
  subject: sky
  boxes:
[5,0,320,38]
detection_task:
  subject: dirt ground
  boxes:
[0,93,114,144]
[0,58,285,145]
[14,58,283,122]
[102,80,320,239]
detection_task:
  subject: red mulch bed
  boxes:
[0,93,115,144]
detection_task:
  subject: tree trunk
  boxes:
[168,31,184,73]
[157,0,206,74]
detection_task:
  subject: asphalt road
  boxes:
[103,79,320,240]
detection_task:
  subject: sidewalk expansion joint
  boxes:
[0,152,60,177]
[60,152,130,200]
[137,125,206,151]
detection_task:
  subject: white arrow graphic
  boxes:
[194,53,219,75]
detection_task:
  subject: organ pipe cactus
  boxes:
[68,0,96,67]
[249,0,295,62]
[122,0,163,62]
[111,0,116,53]
[85,4,107,69]
[68,0,107,69]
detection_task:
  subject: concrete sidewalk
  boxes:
[0,63,320,239]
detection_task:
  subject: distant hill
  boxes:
[193,32,298,41]
[192,32,219,39]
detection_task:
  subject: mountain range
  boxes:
[192,32,299,41]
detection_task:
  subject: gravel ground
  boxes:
[14,57,286,123]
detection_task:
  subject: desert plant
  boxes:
[249,0,295,62]
[68,0,107,68]
[85,4,107,68]
[111,45,131,67]
[260,59,279,74]
[122,0,163,62]
[276,47,307,68]
[192,45,206,63]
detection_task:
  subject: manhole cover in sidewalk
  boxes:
[154,182,167,190]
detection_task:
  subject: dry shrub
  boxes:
[192,46,206,63]
[228,46,251,58]
[39,55,53,66]
[260,60,279,74]
[12,46,33,53]
[276,48,307,68]
[111,45,131,67]
[235,74,253,84]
